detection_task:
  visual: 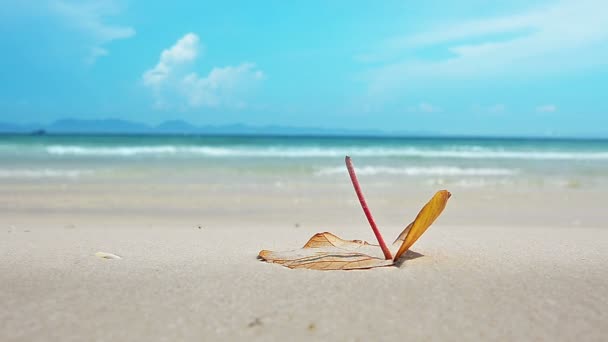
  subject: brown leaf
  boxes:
[302,232,370,249]
[393,190,451,260]
[259,232,393,270]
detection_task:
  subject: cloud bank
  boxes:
[143,33,264,109]
[363,0,608,95]
[536,104,558,113]
[50,0,135,64]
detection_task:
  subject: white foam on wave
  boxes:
[0,169,92,178]
[44,145,608,160]
[315,166,519,177]
[426,178,515,188]
[46,146,184,156]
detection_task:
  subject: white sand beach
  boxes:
[1,177,607,341]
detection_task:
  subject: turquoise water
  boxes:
[1,134,607,188]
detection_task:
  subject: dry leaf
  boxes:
[393,190,451,260]
[259,190,451,270]
[259,232,394,270]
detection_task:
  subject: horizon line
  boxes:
[0,118,607,141]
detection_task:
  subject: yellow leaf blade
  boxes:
[393,190,451,261]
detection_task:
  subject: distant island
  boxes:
[1,118,605,140]
[0,118,424,137]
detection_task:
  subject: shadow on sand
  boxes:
[394,250,425,268]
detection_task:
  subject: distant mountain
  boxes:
[0,118,402,136]
[155,120,199,133]
[47,119,151,133]
[1,118,605,139]
[0,122,40,133]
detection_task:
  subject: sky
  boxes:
[1,0,607,137]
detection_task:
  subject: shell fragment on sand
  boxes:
[95,252,122,260]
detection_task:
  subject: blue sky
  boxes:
[1,0,607,136]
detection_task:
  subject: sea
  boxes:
[1,134,607,189]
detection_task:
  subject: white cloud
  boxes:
[181,63,265,108]
[50,0,135,64]
[536,104,557,112]
[472,104,507,115]
[419,102,441,113]
[90,46,109,60]
[142,33,264,109]
[364,0,608,95]
[408,102,442,113]
[143,33,200,88]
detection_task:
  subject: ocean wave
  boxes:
[46,146,187,156]
[43,145,608,160]
[0,169,92,178]
[315,166,519,176]
[426,178,515,188]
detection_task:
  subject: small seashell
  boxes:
[95,252,122,260]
